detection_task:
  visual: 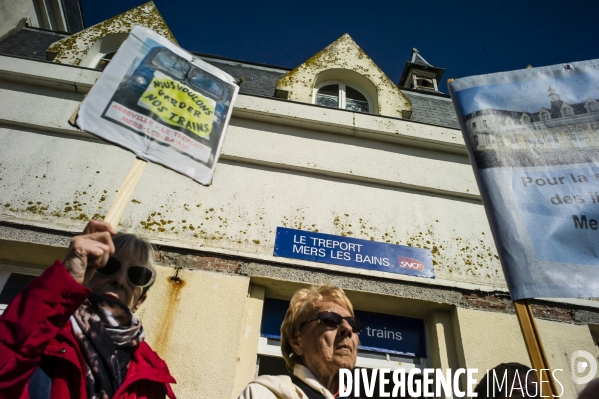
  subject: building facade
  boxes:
[0,2,598,398]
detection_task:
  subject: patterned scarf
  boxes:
[71,293,145,399]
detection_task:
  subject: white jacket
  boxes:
[237,364,336,399]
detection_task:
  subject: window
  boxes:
[0,266,41,315]
[521,115,530,124]
[314,83,371,113]
[482,120,488,128]
[412,76,437,91]
[258,298,428,399]
[562,107,574,117]
[541,112,550,121]
[472,122,477,130]
[546,133,558,143]
[525,135,543,147]
[257,338,424,399]
[589,102,599,112]
[94,49,118,71]
[569,131,587,147]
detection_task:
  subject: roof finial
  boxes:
[548,86,560,101]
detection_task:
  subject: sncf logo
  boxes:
[397,256,424,271]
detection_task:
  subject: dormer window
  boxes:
[562,107,574,117]
[314,83,371,113]
[521,115,531,124]
[540,111,550,121]
[412,75,438,91]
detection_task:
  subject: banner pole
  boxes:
[103,158,148,229]
[513,300,558,398]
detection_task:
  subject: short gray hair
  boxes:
[113,233,155,295]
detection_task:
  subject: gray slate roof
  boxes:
[196,54,288,98]
[199,54,459,129]
[403,91,459,129]
[0,29,459,130]
[0,28,67,61]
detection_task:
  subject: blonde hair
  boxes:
[280,284,354,373]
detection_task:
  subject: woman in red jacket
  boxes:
[0,220,176,399]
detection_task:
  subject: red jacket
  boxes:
[0,261,176,399]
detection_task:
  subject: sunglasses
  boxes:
[301,311,363,333]
[95,257,156,288]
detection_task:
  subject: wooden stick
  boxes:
[103,158,148,229]
[514,300,558,398]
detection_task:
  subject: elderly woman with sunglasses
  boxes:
[238,285,362,399]
[0,220,176,399]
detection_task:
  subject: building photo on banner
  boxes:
[0,0,598,398]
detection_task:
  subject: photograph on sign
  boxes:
[273,227,434,279]
[449,60,599,299]
[77,25,239,185]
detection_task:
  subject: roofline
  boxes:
[20,25,71,36]
[400,86,450,98]
[191,51,292,73]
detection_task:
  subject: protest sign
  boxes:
[449,60,599,300]
[77,25,239,186]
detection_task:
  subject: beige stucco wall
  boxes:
[230,284,265,398]
[429,310,460,372]
[455,307,531,395]
[537,318,599,398]
[275,34,412,119]
[137,266,250,398]
[455,307,598,398]
[0,0,39,39]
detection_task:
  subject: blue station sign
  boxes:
[273,227,435,279]
[261,298,427,358]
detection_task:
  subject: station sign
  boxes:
[274,227,434,278]
[261,298,427,358]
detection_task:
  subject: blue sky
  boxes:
[80,0,599,93]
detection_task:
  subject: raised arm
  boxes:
[0,220,116,398]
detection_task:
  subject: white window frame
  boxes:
[313,81,373,114]
[91,48,119,70]
[0,265,42,315]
